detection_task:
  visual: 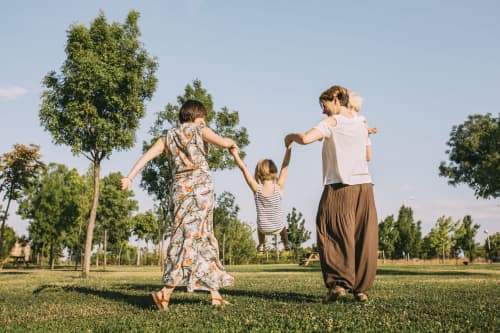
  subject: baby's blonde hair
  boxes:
[254,159,278,184]
[348,92,363,112]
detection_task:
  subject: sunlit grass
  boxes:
[1,264,498,332]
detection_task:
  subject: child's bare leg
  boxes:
[280,228,290,250]
[257,230,265,251]
[258,230,265,245]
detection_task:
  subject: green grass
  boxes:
[1,264,499,332]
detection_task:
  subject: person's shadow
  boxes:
[33,283,319,309]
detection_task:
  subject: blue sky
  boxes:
[1,0,498,245]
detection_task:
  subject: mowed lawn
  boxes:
[0,263,499,332]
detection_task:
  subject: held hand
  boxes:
[229,145,240,157]
[368,127,378,135]
[120,177,132,190]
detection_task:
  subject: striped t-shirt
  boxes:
[255,184,285,233]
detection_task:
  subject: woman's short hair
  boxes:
[319,85,349,107]
[254,159,278,183]
[179,100,207,124]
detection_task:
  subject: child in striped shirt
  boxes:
[229,145,292,252]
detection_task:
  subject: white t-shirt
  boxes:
[314,115,372,186]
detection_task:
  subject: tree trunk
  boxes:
[96,244,100,267]
[82,160,101,278]
[118,243,123,266]
[103,229,107,270]
[0,194,13,255]
[136,246,141,267]
[50,243,55,270]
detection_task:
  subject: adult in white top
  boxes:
[285,85,378,303]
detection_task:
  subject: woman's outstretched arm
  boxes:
[120,137,165,190]
[277,146,292,191]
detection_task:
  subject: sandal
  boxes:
[211,297,231,307]
[151,290,170,310]
[322,286,347,304]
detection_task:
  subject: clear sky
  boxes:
[1,0,498,245]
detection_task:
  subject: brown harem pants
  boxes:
[316,183,378,293]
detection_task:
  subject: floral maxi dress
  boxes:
[162,123,234,291]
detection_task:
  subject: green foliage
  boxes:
[378,215,399,259]
[96,172,138,259]
[453,215,480,262]
[18,163,85,268]
[0,225,17,260]
[132,210,158,245]
[40,10,158,160]
[213,192,256,265]
[0,265,499,332]
[485,232,500,260]
[425,216,456,260]
[0,144,45,255]
[439,113,500,199]
[286,207,311,259]
[393,205,422,259]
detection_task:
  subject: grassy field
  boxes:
[0,264,499,332]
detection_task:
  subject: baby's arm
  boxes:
[229,147,258,193]
[278,145,292,191]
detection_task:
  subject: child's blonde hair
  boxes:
[348,92,363,112]
[254,159,278,183]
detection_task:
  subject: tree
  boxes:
[439,113,500,199]
[39,11,157,277]
[453,215,480,262]
[213,192,256,265]
[96,172,138,269]
[132,210,159,265]
[485,232,500,261]
[426,216,455,262]
[0,225,17,262]
[393,205,422,259]
[18,164,84,269]
[378,215,399,260]
[139,79,250,238]
[286,207,311,260]
[0,144,44,255]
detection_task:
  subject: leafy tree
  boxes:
[18,164,84,269]
[39,11,157,277]
[0,225,17,261]
[394,205,422,259]
[96,172,138,269]
[140,79,250,236]
[378,215,399,259]
[426,216,456,262]
[132,210,159,265]
[439,113,499,199]
[453,215,480,262]
[213,192,256,264]
[484,232,500,260]
[0,144,44,255]
[286,207,311,260]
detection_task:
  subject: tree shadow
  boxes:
[0,271,29,275]
[258,266,322,273]
[376,268,494,276]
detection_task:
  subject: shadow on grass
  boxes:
[223,288,318,303]
[377,268,494,276]
[0,271,29,275]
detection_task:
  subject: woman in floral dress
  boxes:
[121,100,235,309]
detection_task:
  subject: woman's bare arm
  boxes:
[278,146,292,191]
[120,137,165,190]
